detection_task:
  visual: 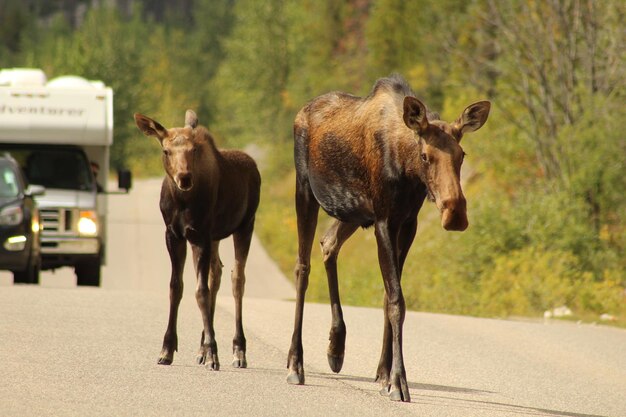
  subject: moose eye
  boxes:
[421,153,429,163]
[163,149,171,156]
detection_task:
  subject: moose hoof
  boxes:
[286,371,304,385]
[389,388,410,402]
[327,354,344,373]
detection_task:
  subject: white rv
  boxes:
[0,68,131,286]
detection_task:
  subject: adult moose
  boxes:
[287,75,490,402]
[134,110,260,370]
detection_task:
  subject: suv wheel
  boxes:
[13,254,41,285]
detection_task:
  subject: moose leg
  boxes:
[231,219,254,368]
[194,241,222,370]
[287,182,320,385]
[320,220,358,373]
[375,296,393,390]
[374,219,410,402]
[375,218,417,396]
[159,228,187,365]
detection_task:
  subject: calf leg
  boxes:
[159,228,187,365]
[231,219,254,368]
[194,241,222,370]
[287,181,319,385]
[320,220,358,373]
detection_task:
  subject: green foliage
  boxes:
[211,0,292,148]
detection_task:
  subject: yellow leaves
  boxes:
[405,64,428,93]
[280,89,295,110]
[477,245,626,320]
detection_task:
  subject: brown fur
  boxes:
[134,110,261,369]
[287,75,490,401]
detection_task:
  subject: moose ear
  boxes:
[454,101,491,135]
[185,109,198,128]
[403,96,429,134]
[134,113,168,143]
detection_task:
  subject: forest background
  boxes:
[1,0,624,324]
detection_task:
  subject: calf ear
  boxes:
[185,110,198,128]
[403,96,429,134]
[134,113,168,143]
[454,101,491,135]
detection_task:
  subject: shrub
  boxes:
[479,246,590,317]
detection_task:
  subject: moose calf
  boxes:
[135,110,261,370]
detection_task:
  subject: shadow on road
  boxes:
[309,371,608,417]
[313,371,494,394]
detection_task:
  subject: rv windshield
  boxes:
[0,145,94,191]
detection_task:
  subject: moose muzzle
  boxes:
[440,197,468,231]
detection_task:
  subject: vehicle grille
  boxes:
[40,208,74,234]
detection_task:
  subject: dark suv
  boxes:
[0,155,45,284]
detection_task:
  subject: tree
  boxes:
[480,0,624,182]
[0,1,34,63]
[211,0,291,147]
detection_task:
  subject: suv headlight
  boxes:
[78,210,98,236]
[0,205,23,226]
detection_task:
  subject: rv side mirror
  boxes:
[118,169,132,192]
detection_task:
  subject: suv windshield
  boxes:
[0,162,20,198]
[0,145,94,191]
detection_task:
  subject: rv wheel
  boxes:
[76,257,101,287]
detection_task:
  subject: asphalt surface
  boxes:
[1,178,625,417]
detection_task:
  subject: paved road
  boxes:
[1,179,625,417]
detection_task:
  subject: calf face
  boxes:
[134,110,202,192]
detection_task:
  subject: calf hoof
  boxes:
[232,353,247,368]
[232,345,247,368]
[232,358,247,368]
[327,353,344,373]
[199,352,220,371]
[205,359,220,371]
[197,344,220,370]
[198,352,220,370]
